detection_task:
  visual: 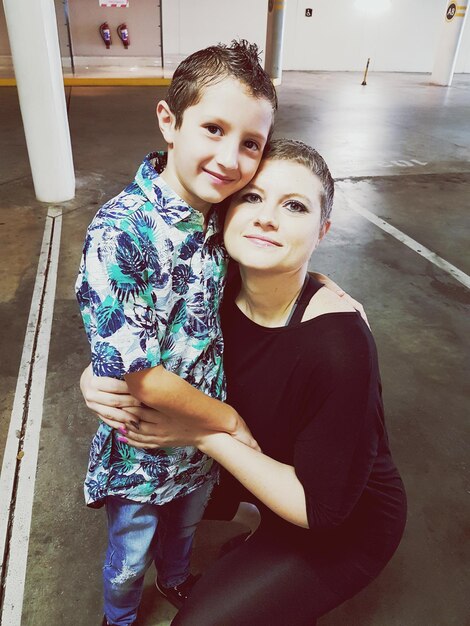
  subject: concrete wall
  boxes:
[1,0,469,72]
[283,0,470,73]
[68,0,161,63]
[161,0,269,69]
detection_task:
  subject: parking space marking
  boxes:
[338,186,470,290]
[0,208,62,624]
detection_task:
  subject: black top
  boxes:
[219,273,406,572]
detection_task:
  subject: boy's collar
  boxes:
[136,152,195,226]
[136,152,223,236]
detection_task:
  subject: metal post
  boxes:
[264,0,286,86]
[431,0,469,86]
[63,0,75,75]
[158,0,164,70]
[361,58,370,85]
[3,0,75,202]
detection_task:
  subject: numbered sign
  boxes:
[446,3,456,20]
[99,0,129,7]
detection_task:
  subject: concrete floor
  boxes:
[0,71,469,625]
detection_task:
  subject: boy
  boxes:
[75,40,277,626]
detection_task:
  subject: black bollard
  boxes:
[361,58,370,86]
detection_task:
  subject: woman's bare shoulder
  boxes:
[302,286,357,322]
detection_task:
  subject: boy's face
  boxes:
[157,77,273,214]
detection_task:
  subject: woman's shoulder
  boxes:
[302,286,357,322]
[301,287,377,371]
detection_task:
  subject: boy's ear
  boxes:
[156,100,176,145]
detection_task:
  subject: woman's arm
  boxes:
[122,420,309,528]
[200,432,309,528]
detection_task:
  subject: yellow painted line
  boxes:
[0,77,171,87]
[2,76,278,87]
[63,77,171,86]
[456,11,466,15]
[456,5,467,9]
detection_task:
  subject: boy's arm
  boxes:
[125,366,259,450]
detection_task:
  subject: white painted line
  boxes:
[0,216,53,574]
[338,187,470,290]
[0,208,62,625]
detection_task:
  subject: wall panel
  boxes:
[283,0,470,73]
[162,0,268,69]
[68,0,161,62]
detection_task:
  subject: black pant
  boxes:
[171,478,380,626]
[172,529,324,625]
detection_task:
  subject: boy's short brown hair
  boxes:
[166,40,278,129]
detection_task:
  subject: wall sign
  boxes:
[99,0,129,7]
[305,8,313,17]
[446,3,456,20]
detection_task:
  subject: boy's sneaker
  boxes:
[155,573,200,609]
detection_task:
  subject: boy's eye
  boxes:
[244,139,260,152]
[284,200,308,213]
[242,192,261,203]
[206,125,222,136]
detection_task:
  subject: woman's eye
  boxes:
[206,125,222,136]
[242,192,261,203]
[285,200,308,213]
[244,139,259,152]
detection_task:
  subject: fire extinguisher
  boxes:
[117,23,130,49]
[99,22,112,49]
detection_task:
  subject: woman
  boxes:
[81,139,406,625]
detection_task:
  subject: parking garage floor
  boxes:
[0,71,469,625]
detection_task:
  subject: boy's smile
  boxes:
[157,77,274,215]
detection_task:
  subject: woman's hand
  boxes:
[310,272,370,328]
[80,364,142,430]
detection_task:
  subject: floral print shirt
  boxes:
[75,153,228,507]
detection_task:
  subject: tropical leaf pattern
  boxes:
[75,152,228,506]
[96,296,125,338]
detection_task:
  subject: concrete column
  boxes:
[264,0,286,86]
[431,0,469,86]
[3,0,75,202]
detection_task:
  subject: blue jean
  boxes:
[103,481,213,625]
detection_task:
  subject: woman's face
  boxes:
[224,158,330,274]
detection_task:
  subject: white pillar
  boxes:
[431,0,469,86]
[3,0,75,202]
[264,0,287,86]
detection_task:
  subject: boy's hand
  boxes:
[120,406,260,452]
[80,364,260,451]
[80,364,141,430]
[310,272,370,328]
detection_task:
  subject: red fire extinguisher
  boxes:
[99,22,112,49]
[117,23,130,49]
